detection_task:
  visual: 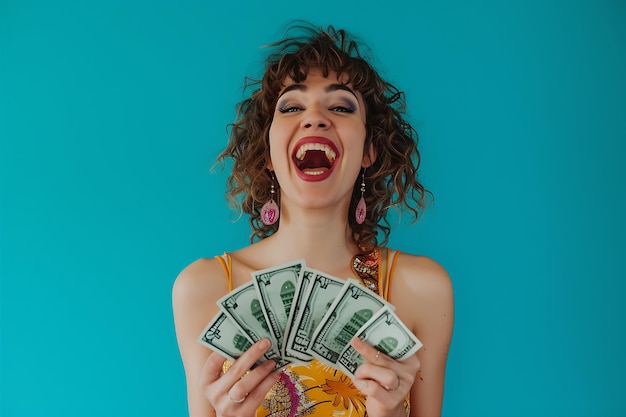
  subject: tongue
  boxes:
[297,150,331,170]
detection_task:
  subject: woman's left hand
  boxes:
[350,337,421,417]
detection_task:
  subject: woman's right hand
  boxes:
[200,339,279,417]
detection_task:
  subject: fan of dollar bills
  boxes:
[198,259,422,379]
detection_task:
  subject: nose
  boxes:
[300,108,330,129]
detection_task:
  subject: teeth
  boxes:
[295,143,336,163]
[305,170,325,176]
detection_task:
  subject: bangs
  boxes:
[279,53,372,92]
[262,26,379,99]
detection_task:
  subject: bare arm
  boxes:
[348,254,453,417]
[172,258,278,417]
[172,258,227,417]
[392,254,454,417]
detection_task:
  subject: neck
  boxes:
[265,204,360,272]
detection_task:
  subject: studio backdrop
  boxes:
[1,1,624,416]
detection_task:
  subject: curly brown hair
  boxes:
[217,22,430,250]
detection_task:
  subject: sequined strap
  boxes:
[352,247,383,296]
[352,248,400,301]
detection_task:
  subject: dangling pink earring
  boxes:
[260,176,279,226]
[355,170,367,225]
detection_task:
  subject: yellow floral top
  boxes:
[217,248,410,417]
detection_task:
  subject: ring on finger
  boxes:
[228,392,248,403]
[375,350,381,362]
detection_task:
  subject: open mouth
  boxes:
[293,142,337,176]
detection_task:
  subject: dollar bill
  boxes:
[201,260,418,374]
[252,260,305,357]
[281,267,313,361]
[309,278,392,367]
[284,268,346,362]
[197,311,265,368]
[217,281,289,368]
[337,306,423,379]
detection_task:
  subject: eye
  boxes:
[330,105,355,113]
[329,97,357,113]
[277,105,303,113]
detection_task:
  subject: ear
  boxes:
[361,143,377,168]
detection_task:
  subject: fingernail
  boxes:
[259,339,270,350]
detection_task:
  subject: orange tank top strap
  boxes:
[215,252,234,292]
[379,248,401,302]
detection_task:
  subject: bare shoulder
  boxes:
[392,252,452,300]
[389,252,454,332]
[172,257,230,307]
[172,257,230,359]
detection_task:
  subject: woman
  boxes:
[173,23,454,417]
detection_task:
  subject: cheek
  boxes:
[268,118,295,155]
[268,117,277,133]
[267,125,286,172]
[268,118,287,145]
[267,121,279,151]
[348,125,367,151]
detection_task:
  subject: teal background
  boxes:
[1,1,625,416]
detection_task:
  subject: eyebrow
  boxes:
[278,83,358,99]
